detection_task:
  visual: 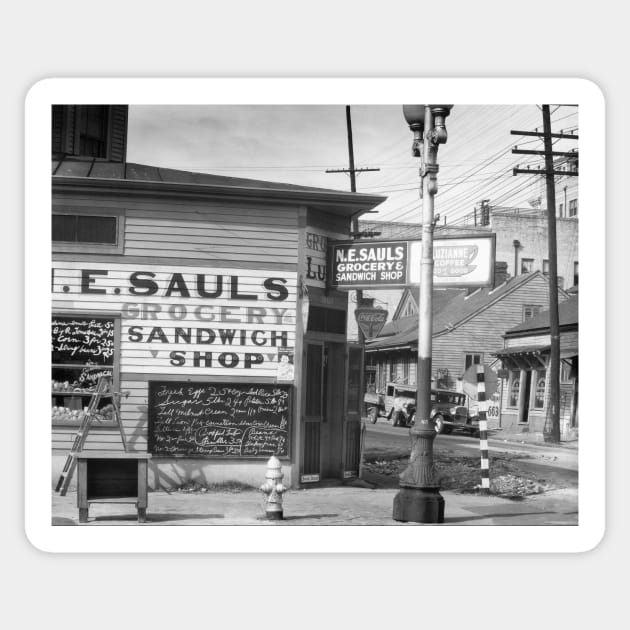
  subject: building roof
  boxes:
[358,220,490,240]
[52,159,386,217]
[390,287,466,322]
[504,293,578,336]
[365,272,562,352]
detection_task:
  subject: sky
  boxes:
[127,104,579,226]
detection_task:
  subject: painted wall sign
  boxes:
[301,229,329,288]
[355,307,388,339]
[328,235,495,290]
[148,381,291,458]
[301,227,347,289]
[52,262,297,377]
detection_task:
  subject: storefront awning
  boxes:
[494,345,550,370]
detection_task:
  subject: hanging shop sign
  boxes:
[355,307,388,340]
[328,234,495,290]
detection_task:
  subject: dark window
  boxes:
[51,315,117,425]
[560,360,572,383]
[52,214,117,245]
[78,105,109,158]
[542,259,549,275]
[523,305,542,321]
[568,199,578,217]
[307,306,346,334]
[464,353,481,372]
[573,261,579,286]
[521,258,534,274]
[509,370,520,407]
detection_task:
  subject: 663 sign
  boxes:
[486,401,500,419]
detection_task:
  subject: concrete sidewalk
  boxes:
[52,484,578,526]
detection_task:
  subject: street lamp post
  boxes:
[393,104,453,524]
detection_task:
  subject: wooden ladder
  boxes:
[55,375,127,496]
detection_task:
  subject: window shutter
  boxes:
[108,105,128,162]
[66,106,79,154]
[51,106,64,154]
[52,106,78,155]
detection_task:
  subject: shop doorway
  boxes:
[301,341,346,483]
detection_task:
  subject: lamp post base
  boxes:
[393,486,445,524]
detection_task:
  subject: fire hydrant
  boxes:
[260,455,287,520]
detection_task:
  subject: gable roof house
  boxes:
[364,268,570,415]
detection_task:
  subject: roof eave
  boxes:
[52,175,386,217]
[503,322,578,339]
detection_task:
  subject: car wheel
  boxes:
[368,407,378,424]
[433,414,445,434]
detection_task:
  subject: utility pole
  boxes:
[511,107,578,442]
[326,106,381,343]
[326,106,381,479]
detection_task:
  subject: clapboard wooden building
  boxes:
[494,291,578,441]
[51,105,385,489]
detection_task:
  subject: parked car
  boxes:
[365,382,416,427]
[427,389,479,435]
[364,383,479,435]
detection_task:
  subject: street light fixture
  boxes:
[393,104,453,524]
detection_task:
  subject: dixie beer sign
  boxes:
[329,235,495,290]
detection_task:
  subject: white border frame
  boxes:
[26,78,604,553]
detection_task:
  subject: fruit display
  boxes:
[51,380,96,394]
[51,403,116,424]
[51,405,86,423]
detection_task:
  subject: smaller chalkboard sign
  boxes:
[52,317,115,365]
[148,382,292,459]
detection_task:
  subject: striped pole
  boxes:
[477,364,490,494]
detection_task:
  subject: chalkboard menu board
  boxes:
[52,317,115,365]
[148,382,291,458]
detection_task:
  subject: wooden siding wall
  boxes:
[52,196,301,452]
[433,276,564,390]
[124,202,299,266]
[369,276,568,397]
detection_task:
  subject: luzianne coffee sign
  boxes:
[329,235,495,290]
